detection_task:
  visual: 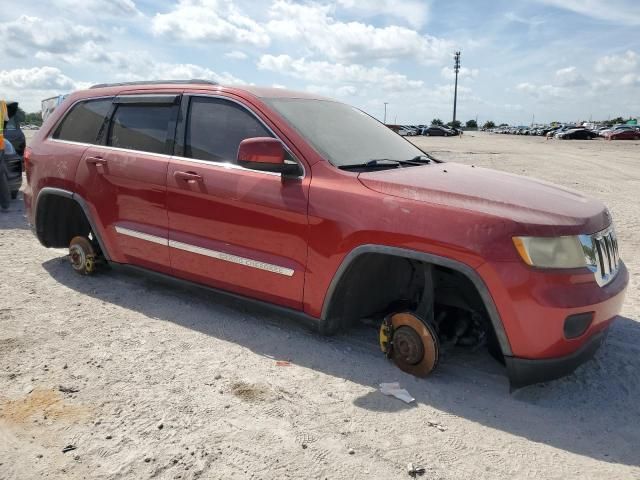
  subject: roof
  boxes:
[82,80,334,102]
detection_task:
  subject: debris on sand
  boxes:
[62,445,77,454]
[407,463,426,477]
[58,385,80,394]
[379,383,415,404]
[427,420,446,432]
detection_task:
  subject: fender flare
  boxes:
[34,187,111,261]
[320,244,512,357]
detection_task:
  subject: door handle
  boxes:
[86,156,107,166]
[174,171,203,184]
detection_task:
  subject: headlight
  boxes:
[513,236,590,269]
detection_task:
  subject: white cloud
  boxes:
[621,73,640,86]
[147,63,246,85]
[305,84,359,98]
[555,66,586,87]
[504,12,545,26]
[537,0,640,25]
[516,82,564,98]
[266,1,451,63]
[0,66,91,111]
[53,0,141,16]
[0,15,107,58]
[257,54,423,91]
[595,50,638,73]
[336,0,429,29]
[224,50,248,60]
[0,66,83,90]
[152,0,270,47]
[440,66,479,80]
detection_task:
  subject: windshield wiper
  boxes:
[339,159,402,170]
[339,157,433,170]
[407,155,433,163]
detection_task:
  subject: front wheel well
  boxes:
[36,194,92,248]
[321,251,505,360]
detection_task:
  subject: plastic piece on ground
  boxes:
[379,382,415,403]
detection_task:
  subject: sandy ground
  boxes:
[1,132,639,480]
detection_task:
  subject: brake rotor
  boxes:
[69,236,96,275]
[382,312,439,377]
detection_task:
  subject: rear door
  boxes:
[74,94,180,272]
[166,95,309,309]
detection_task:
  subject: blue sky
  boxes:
[1,0,639,124]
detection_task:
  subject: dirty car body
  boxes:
[23,81,628,389]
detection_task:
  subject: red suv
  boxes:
[24,80,628,389]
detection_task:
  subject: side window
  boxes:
[53,99,112,144]
[108,104,173,155]
[185,97,272,162]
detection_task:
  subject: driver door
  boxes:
[166,95,309,309]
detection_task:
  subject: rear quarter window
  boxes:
[108,104,173,155]
[53,99,112,144]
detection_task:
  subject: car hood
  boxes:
[358,162,609,233]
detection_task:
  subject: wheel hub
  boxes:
[380,312,440,378]
[69,245,86,271]
[393,326,425,365]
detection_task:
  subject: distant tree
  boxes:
[610,116,626,124]
[431,118,444,126]
[447,120,462,129]
[482,120,496,129]
[15,107,26,124]
[11,108,42,127]
[465,119,478,129]
[24,112,43,126]
[499,123,509,127]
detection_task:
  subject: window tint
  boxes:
[109,104,173,154]
[185,97,271,162]
[54,99,112,143]
[266,99,424,167]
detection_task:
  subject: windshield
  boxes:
[265,98,424,167]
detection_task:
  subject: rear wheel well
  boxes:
[36,194,92,248]
[323,252,504,359]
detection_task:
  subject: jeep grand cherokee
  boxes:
[23,80,628,389]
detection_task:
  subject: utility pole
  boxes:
[384,102,388,124]
[452,51,461,126]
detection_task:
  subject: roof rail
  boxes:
[89,79,219,89]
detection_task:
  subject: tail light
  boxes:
[24,146,32,182]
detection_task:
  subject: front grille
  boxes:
[580,226,620,286]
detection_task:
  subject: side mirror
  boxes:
[237,137,301,177]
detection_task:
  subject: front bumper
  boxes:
[478,259,628,388]
[505,329,606,390]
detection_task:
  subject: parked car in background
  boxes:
[599,125,635,137]
[604,128,640,140]
[422,125,455,136]
[398,127,417,136]
[547,125,577,138]
[4,102,26,156]
[557,128,598,140]
[3,139,23,199]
